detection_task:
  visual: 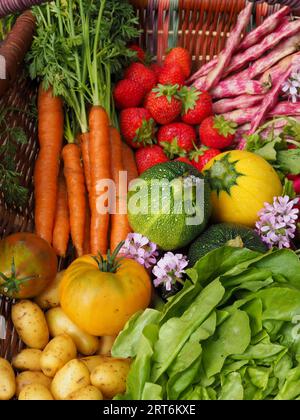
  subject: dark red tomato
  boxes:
[0,233,57,299]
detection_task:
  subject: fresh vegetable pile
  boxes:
[1,0,300,403]
[113,246,300,400]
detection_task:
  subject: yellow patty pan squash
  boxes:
[203,150,282,227]
[59,246,152,336]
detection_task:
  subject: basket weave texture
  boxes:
[0,0,291,361]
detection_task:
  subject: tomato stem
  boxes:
[0,257,36,298]
[92,241,125,273]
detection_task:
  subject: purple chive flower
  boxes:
[120,233,159,269]
[282,71,300,103]
[256,195,300,249]
[152,252,189,291]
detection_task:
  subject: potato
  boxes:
[12,300,49,349]
[41,334,77,377]
[90,358,131,399]
[16,371,52,397]
[35,271,65,310]
[18,384,54,400]
[97,336,117,356]
[51,359,90,400]
[66,385,103,401]
[80,356,109,373]
[0,357,16,400]
[12,349,42,372]
[46,307,99,356]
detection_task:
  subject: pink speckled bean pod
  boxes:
[202,3,253,91]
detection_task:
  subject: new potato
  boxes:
[16,371,52,397]
[0,358,16,400]
[41,334,77,377]
[12,349,42,371]
[80,355,109,373]
[97,336,116,356]
[12,300,49,349]
[46,307,99,355]
[67,385,103,400]
[51,359,90,400]
[18,384,54,400]
[35,270,65,310]
[90,358,131,399]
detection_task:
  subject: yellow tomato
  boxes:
[59,254,151,336]
[203,150,282,227]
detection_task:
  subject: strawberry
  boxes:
[157,122,196,159]
[114,79,145,110]
[120,108,156,149]
[128,44,146,63]
[180,87,213,125]
[287,174,300,195]
[158,63,185,87]
[164,47,192,79]
[124,63,157,95]
[200,116,237,149]
[189,146,221,172]
[175,156,194,167]
[135,145,169,174]
[150,63,163,79]
[144,84,182,125]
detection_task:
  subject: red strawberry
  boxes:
[288,174,300,195]
[114,79,145,110]
[124,63,157,95]
[144,84,182,125]
[164,47,192,78]
[120,108,156,149]
[128,44,146,62]
[158,63,185,87]
[150,63,163,79]
[181,87,213,125]
[190,146,221,172]
[200,116,237,149]
[135,145,169,174]
[175,156,194,167]
[157,123,196,159]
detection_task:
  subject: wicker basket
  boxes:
[0,0,294,362]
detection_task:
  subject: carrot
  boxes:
[109,127,131,251]
[121,142,138,186]
[34,85,64,244]
[52,172,70,257]
[83,197,91,255]
[62,143,86,257]
[89,106,111,255]
[80,132,91,193]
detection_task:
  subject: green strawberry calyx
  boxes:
[133,118,156,146]
[189,145,209,163]
[179,86,201,114]
[213,115,237,138]
[203,153,244,196]
[161,138,186,159]
[152,84,180,104]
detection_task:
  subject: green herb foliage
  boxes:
[246,117,300,177]
[0,108,28,206]
[27,0,139,131]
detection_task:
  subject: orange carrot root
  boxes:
[89,106,111,255]
[80,132,91,193]
[52,173,70,257]
[35,85,64,244]
[121,142,138,186]
[110,127,131,251]
[62,143,86,257]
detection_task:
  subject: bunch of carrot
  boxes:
[30,0,139,258]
